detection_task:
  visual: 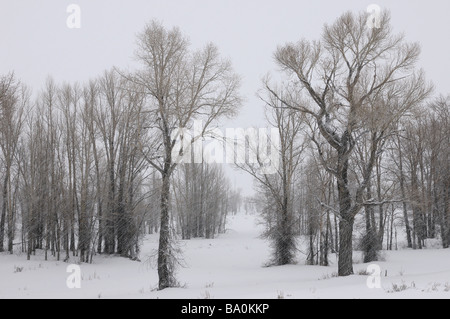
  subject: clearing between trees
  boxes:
[1,213,449,299]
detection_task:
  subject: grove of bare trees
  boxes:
[254,10,447,278]
[0,10,448,292]
[0,20,242,291]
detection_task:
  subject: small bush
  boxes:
[14,266,24,273]
[387,281,415,293]
[431,282,441,292]
[356,269,370,276]
[422,282,450,293]
[319,272,339,280]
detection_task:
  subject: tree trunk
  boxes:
[337,177,354,276]
[0,173,8,252]
[116,165,127,257]
[397,135,412,248]
[444,177,450,248]
[389,205,395,251]
[158,170,174,290]
[376,159,385,246]
[336,142,355,276]
[411,165,424,249]
[338,214,354,276]
[323,210,330,266]
[106,150,116,255]
[363,182,378,263]
[92,137,103,254]
[307,224,315,266]
[334,213,339,253]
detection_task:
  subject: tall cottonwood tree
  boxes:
[131,21,241,289]
[269,11,431,275]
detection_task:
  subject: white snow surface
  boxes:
[1,213,449,299]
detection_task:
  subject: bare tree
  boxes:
[131,21,241,289]
[269,10,431,275]
[238,90,306,266]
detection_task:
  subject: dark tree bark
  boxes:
[158,168,174,290]
[337,180,354,276]
[397,134,413,248]
[0,173,7,252]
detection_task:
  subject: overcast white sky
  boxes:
[1,0,449,196]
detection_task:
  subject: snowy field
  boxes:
[0,213,449,299]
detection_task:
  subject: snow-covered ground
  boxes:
[1,213,449,299]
